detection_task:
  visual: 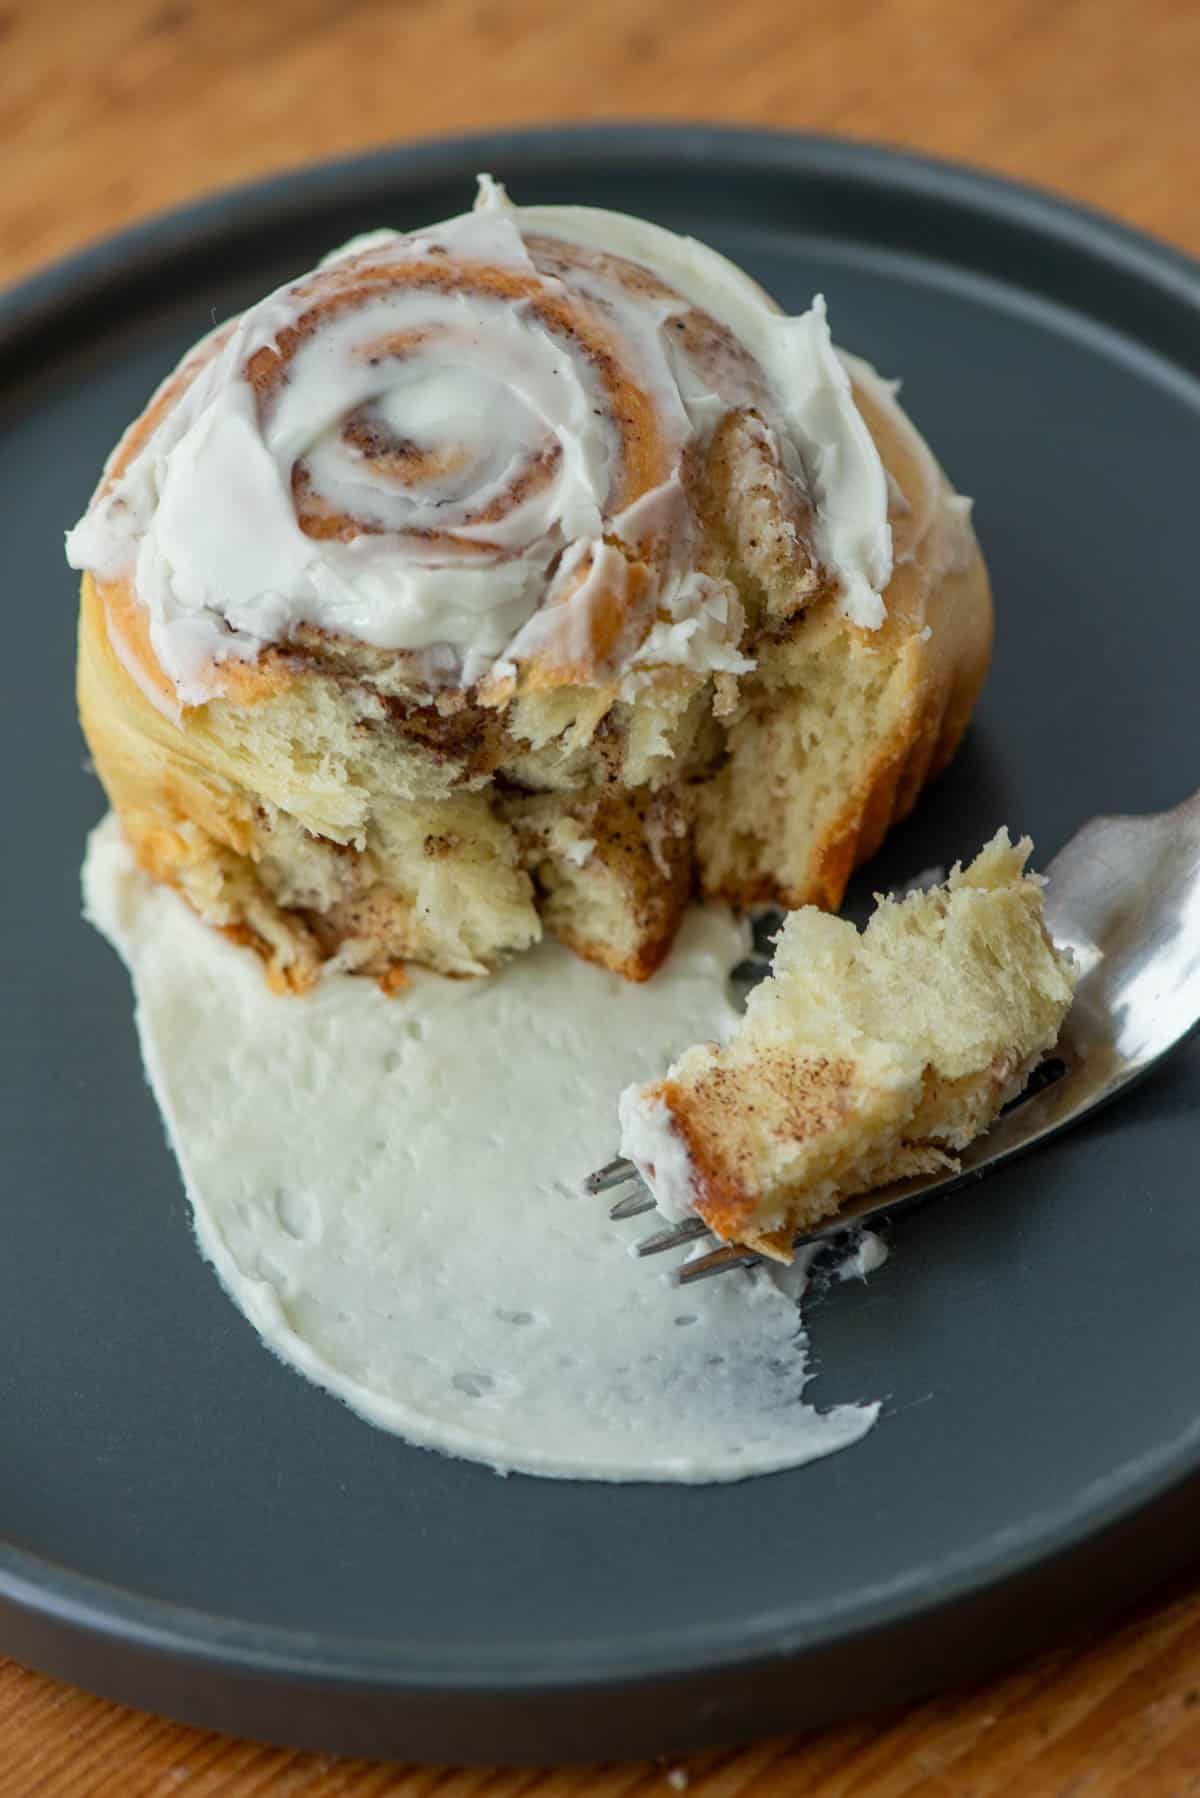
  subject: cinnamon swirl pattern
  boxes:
[67,178,890,709]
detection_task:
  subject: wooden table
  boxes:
[4,0,1199,1789]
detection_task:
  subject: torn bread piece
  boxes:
[618,831,1076,1259]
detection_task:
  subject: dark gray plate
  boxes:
[2,125,1198,1766]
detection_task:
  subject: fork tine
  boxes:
[584,1156,636,1194]
[674,1244,762,1285]
[636,1217,710,1257]
[609,1186,657,1220]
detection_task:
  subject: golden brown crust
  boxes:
[79,574,251,862]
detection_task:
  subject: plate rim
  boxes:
[5,119,1200,1736]
[4,1402,1200,1691]
[3,121,1197,356]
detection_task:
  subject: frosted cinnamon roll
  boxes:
[70,177,992,989]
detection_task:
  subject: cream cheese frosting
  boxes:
[82,814,883,1482]
[618,1084,699,1223]
[66,177,894,708]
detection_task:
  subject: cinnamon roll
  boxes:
[69,177,992,989]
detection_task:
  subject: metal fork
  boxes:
[586,788,1200,1286]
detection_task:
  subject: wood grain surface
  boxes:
[4,0,1199,1790]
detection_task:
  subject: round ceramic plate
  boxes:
[2,126,1198,1765]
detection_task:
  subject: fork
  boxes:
[586,788,1200,1286]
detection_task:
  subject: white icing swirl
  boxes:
[66,177,893,706]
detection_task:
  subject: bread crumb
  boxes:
[666,1770,689,1790]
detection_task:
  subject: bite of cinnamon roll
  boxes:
[69,177,992,990]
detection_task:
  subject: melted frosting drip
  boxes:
[82,815,882,1482]
[67,177,893,706]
